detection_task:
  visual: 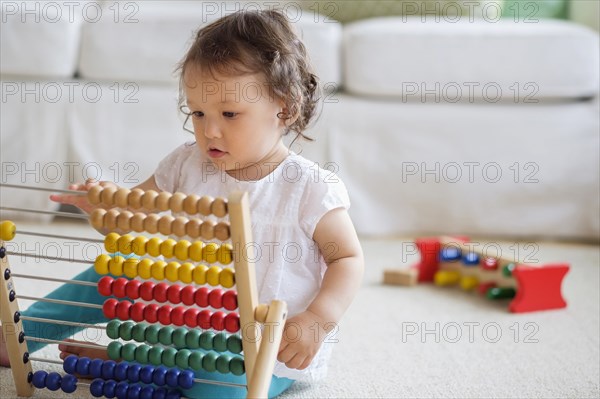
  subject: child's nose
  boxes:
[202,119,222,139]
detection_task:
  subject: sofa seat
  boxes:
[325,94,599,239]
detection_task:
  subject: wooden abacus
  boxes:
[383,236,570,313]
[0,184,287,398]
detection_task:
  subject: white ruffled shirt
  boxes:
[154,142,350,381]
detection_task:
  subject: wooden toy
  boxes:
[382,268,418,286]
[0,184,287,398]
[383,236,569,313]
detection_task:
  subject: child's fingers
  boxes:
[283,353,305,370]
[277,344,297,364]
[49,194,82,205]
[297,356,312,370]
[58,341,81,358]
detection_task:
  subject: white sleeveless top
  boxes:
[154,142,350,381]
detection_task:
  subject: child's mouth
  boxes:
[208,148,226,158]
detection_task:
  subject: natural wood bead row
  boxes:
[87,186,228,217]
[90,209,231,240]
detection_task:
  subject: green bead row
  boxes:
[107,341,245,375]
[106,320,243,354]
[486,287,517,300]
[502,263,516,277]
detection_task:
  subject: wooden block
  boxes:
[383,268,419,286]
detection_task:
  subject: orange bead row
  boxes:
[87,186,228,217]
[90,209,230,240]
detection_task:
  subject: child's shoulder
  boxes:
[286,153,351,236]
[285,153,345,187]
[285,153,350,205]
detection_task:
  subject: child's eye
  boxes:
[191,111,204,118]
[222,112,237,118]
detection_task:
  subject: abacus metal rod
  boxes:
[0,206,88,220]
[16,295,103,309]
[20,316,106,330]
[28,358,248,389]
[6,251,91,264]
[11,273,98,287]
[29,357,64,365]
[0,183,85,195]
[17,230,102,243]
[25,337,107,350]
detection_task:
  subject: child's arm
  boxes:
[278,208,364,370]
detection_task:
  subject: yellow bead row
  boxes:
[87,187,228,217]
[104,233,232,265]
[90,209,230,241]
[434,270,480,291]
[93,255,235,288]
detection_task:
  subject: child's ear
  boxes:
[277,108,300,127]
[277,103,300,128]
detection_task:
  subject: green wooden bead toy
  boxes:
[145,324,161,344]
[159,326,175,346]
[172,327,188,348]
[121,343,137,361]
[162,347,178,367]
[107,341,123,360]
[216,354,232,374]
[213,333,228,352]
[135,344,151,364]
[132,323,147,343]
[106,320,121,339]
[227,335,243,354]
[148,346,164,366]
[230,356,245,376]
[176,349,192,369]
[202,351,218,372]
[199,331,215,350]
[189,352,203,371]
[119,321,134,341]
[185,329,202,349]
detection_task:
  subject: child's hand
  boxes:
[277,310,329,370]
[58,339,109,361]
[50,180,116,215]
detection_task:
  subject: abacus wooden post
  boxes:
[228,192,260,383]
[247,300,287,399]
[0,240,34,397]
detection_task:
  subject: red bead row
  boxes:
[98,276,237,311]
[102,299,240,332]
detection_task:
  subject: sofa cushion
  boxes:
[344,17,599,100]
[78,1,341,88]
[0,2,83,78]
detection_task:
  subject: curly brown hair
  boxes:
[177,9,319,142]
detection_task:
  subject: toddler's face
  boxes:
[183,68,288,180]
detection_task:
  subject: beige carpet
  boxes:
[1,220,598,398]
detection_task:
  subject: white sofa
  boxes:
[1,1,598,240]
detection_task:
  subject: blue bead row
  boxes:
[63,355,194,389]
[31,370,77,393]
[89,379,182,399]
[440,248,480,266]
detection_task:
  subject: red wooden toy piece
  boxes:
[510,263,569,312]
